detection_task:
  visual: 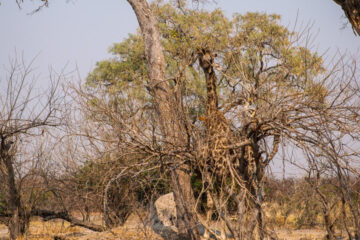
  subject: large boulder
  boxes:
[148,192,179,239]
[149,192,206,239]
[154,192,177,227]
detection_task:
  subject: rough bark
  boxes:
[0,140,28,240]
[125,1,199,239]
[333,0,360,35]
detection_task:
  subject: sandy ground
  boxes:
[0,227,8,240]
[0,215,335,240]
[0,214,163,240]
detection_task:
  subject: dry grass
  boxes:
[0,221,330,240]
[0,212,342,240]
[276,229,327,240]
[0,213,163,240]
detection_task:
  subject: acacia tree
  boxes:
[83,2,360,239]
[86,1,360,237]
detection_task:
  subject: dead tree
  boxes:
[0,55,63,239]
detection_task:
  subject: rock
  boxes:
[154,192,177,227]
[147,192,180,239]
[149,192,208,239]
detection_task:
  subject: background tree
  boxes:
[0,55,62,239]
[0,56,110,240]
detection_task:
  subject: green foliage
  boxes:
[84,1,332,226]
[73,155,171,226]
[86,1,327,124]
[87,34,147,95]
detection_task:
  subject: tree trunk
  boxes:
[333,0,360,35]
[8,209,29,240]
[125,1,199,239]
[235,139,266,240]
[1,143,28,240]
[171,168,200,240]
[323,212,335,240]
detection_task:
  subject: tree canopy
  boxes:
[78,2,360,239]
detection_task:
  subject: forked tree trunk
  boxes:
[8,209,30,240]
[323,212,336,240]
[125,1,199,239]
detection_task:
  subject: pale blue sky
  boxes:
[0,0,359,83]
